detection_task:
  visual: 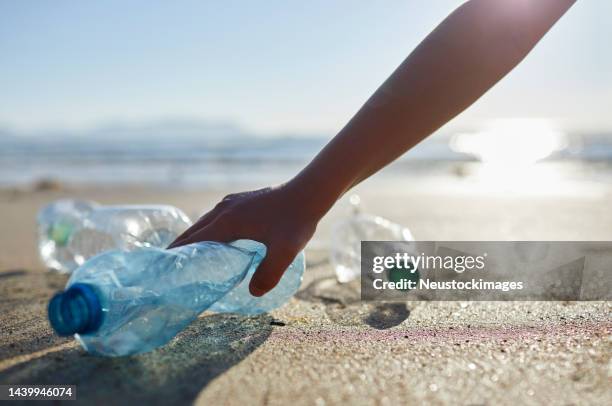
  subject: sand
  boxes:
[0,182,610,405]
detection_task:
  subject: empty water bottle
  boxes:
[38,200,98,272]
[330,195,413,283]
[210,239,305,315]
[37,200,192,273]
[48,239,303,356]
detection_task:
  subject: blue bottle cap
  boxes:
[48,283,103,336]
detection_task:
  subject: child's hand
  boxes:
[168,184,319,296]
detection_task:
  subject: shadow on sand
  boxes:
[0,313,273,405]
[0,269,27,279]
[296,276,410,330]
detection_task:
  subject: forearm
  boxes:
[288,0,575,218]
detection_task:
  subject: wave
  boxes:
[0,132,610,187]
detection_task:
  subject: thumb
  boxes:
[249,246,296,297]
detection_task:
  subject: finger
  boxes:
[168,231,198,249]
[168,208,221,248]
[249,247,296,297]
[172,218,236,248]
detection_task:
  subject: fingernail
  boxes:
[249,284,266,297]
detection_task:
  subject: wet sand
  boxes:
[0,183,610,405]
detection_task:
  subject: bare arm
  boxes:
[294,0,576,213]
[170,0,576,296]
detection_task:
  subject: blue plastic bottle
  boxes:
[48,240,304,356]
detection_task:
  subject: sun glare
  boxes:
[450,119,568,194]
[451,118,566,165]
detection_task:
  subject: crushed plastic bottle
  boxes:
[210,239,305,315]
[330,195,413,283]
[48,240,265,356]
[37,200,192,273]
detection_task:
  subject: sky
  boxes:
[0,0,610,136]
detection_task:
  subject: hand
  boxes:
[168,183,321,296]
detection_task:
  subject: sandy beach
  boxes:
[1,0,611,403]
[0,182,610,405]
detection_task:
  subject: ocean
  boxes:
[1,131,611,192]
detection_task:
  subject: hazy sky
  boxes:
[1,0,610,136]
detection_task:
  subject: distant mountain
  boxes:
[0,118,254,143]
[86,119,250,141]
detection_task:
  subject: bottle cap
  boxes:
[48,221,73,246]
[48,283,103,336]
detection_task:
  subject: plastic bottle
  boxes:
[330,195,413,283]
[48,240,305,356]
[210,239,305,314]
[37,200,192,273]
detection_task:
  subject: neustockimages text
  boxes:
[371,252,524,292]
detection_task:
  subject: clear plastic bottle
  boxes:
[210,239,305,315]
[37,200,99,273]
[330,195,413,283]
[37,200,192,273]
[48,239,303,356]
